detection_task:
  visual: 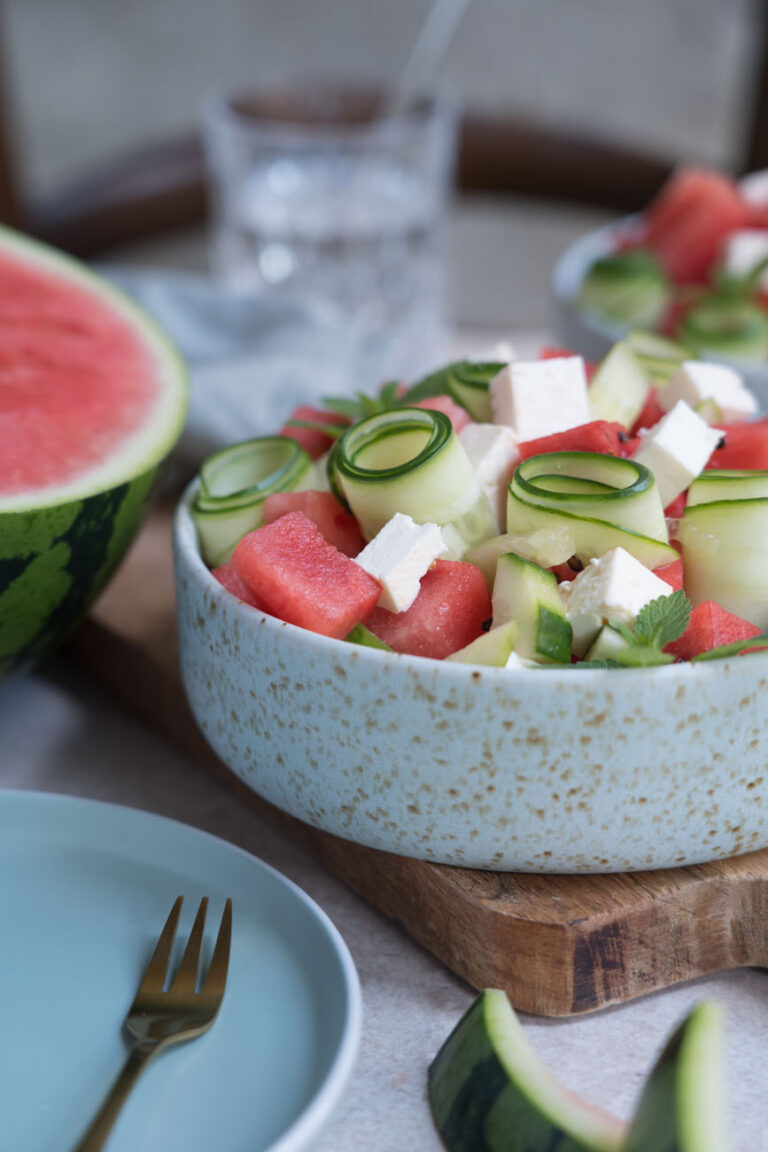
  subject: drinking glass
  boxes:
[202,85,457,389]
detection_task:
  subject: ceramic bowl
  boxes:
[174,482,768,874]
[551,217,768,408]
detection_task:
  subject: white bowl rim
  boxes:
[175,478,768,684]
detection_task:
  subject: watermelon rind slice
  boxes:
[428,989,625,1152]
[623,1000,724,1152]
[0,225,187,677]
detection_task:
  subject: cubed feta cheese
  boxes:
[558,547,672,655]
[632,400,722,508]
[355,513,447,613]
[504,650,528,670]
[739,169,768,206]
[723,229,768,290]
[458,422,520,532]
[489,357,591,441]
[661,360,758,424]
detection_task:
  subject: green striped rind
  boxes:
[429,990,624,1152]
[623,1001,724,1152]
[0,468,156,677]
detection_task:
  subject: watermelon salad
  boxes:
[577,165,768,362]
[191,339,768,669]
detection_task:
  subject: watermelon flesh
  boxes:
[411,394,473,433]
[212,563,265,610]
[641,167,747,283]
[653,556,684,591]
[705,420,768,470]
[279,405,348,460]
[666,600,762,661]
[367,559,491,659]
[231,511,381,639]
[262,491,365,557]
[0,226,187,678]
[518,420,629,461]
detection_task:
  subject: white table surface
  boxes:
[2,657,767,1149]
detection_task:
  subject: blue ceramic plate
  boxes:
[0,791,361,1152]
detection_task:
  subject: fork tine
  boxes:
[139,896,183,994]
[202,898,232,999]
[171,897,208,993]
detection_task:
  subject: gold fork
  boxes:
[73,896,232,1152]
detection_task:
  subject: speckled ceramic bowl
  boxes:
[174,483,768,873]
[552,217,768,408]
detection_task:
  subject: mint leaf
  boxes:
[632,589,691,648]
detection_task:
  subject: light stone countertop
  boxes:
[2,659,767,1149]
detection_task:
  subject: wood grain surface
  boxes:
[68,501,768,1016]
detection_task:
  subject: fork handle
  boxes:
[72,1042,156,1152]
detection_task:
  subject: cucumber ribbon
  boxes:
[335,407,497,549]
[506,451,676,568]
[679,470,768,629]
[192,436,317,565]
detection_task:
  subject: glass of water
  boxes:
[202,86,457,389]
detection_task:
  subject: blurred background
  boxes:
[4,0,764,333]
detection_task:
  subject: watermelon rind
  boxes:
[0,224,187,512]
[623,1000,724,1152]
[0,226,187,677]
[428,989,624,1152]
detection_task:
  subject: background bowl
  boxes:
[175,483,768,874]
[552,217,768,407]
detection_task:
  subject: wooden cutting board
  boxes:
[68,500,768,1017]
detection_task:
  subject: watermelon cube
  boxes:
[631,387,665,435]
[367,559,491,659]
[643,167,747,284]
[665,600,761,661]
[412,394,472,433]
[262,491,365,557]
[212,563,266,610]
[518,420,629,461]
[279,405,349,460]
[664,492,687,519]
[653,556,684,591]
[231,511,381,639]
[705,420,768,470]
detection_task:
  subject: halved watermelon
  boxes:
[0,226,187,678]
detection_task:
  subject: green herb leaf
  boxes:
[692,633,768,662]
[632,589,692,648]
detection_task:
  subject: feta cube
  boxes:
[558,547,673,655]
[723,229,768,290]
[504,650,527,670]
[355,513,447,613]
[662,360,758,424]
[458,422,520,532]
[632,400,722,508]
[489,357,591,442]
[739,169,768,206]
